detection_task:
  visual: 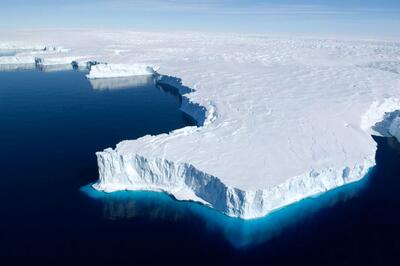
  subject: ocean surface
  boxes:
[0,68,399,265]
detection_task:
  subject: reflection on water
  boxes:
[89,75,155,90]
[82,167,371,248]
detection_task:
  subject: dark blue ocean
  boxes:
[0,68,399,265]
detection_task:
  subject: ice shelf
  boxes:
[1,30,399,219]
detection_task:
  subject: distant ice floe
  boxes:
[0,44,89,72]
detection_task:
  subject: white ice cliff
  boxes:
[1,30,399,219]
[86,63,158,79]
[88,75,155,91]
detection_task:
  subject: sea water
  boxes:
[0,68,399,265]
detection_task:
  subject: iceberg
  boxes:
[2,30,400,219]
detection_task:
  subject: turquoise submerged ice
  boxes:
[83,170,371,248]
[2,30,400,219]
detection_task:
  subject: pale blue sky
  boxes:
[1,0,400,37]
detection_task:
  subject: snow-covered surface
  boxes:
[1,30,399,219]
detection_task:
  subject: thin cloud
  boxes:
[60,0,400,17]
[216,5,351,15]
[98,0,220,12]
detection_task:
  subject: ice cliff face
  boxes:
[94,149,374,219]
[86,63,158,79]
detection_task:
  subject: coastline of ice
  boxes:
[1,30,400,219]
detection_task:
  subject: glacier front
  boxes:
[1,30,399,219]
